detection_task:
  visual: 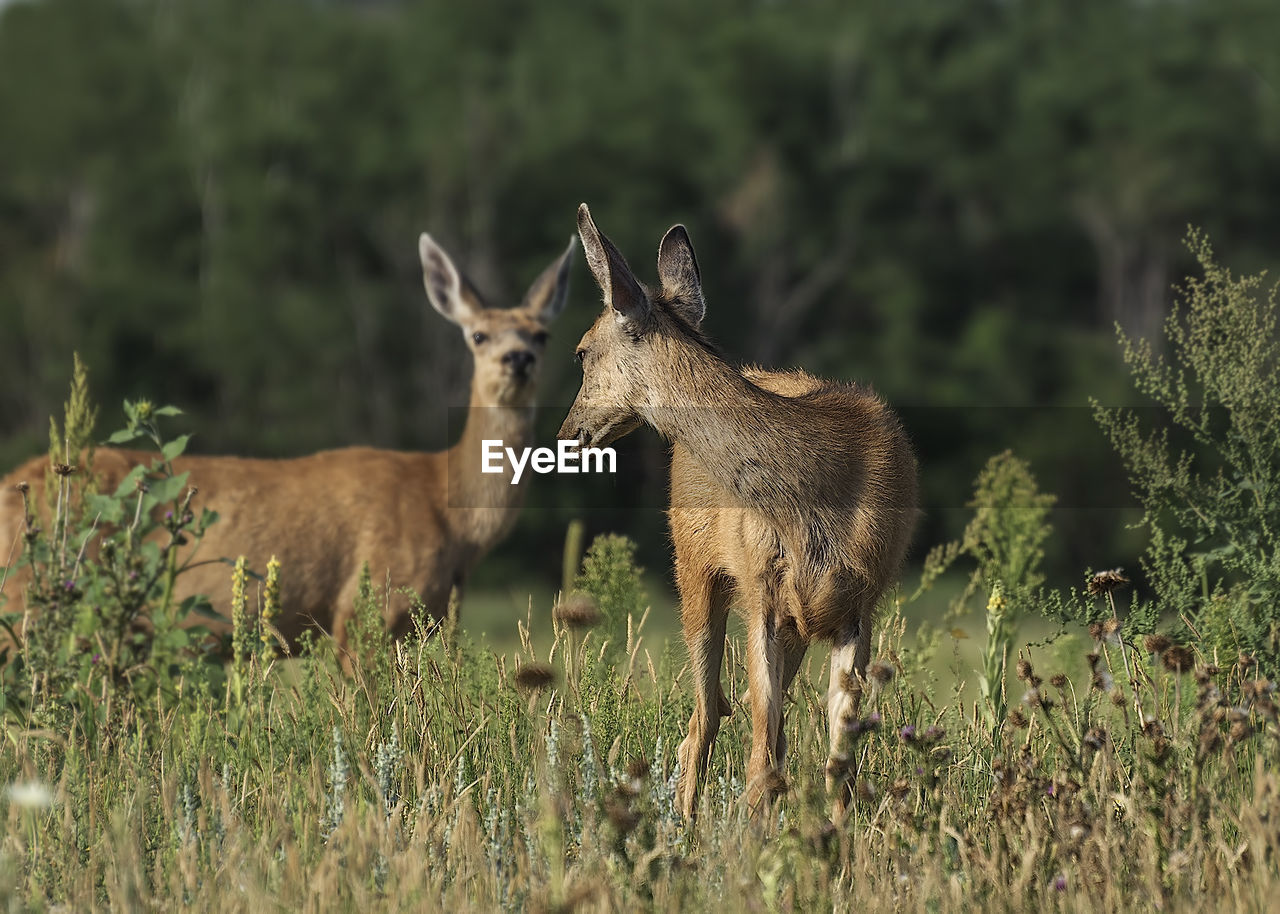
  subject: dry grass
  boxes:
[1,594,1278,914]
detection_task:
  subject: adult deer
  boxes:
[1,233,573,655]
[558,204,916,819]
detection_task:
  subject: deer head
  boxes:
[557,203,706,446]
[419,233,575,407]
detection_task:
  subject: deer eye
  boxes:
[533,330,549,345]
[575,348,587,364]
[472,331,488,345]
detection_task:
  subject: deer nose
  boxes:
[502,349,535,373]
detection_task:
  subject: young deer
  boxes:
[558,204,917,819]
[0,234,573,655]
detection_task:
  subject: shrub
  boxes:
[1094,230,1280,673]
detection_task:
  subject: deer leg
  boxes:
[773,622,808,772]
[744,605,787,816]
[826,613,873,820]
[675,569,731,819]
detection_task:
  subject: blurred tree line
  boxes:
[2,0,1279,594]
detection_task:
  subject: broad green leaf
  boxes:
[161,434,192,462]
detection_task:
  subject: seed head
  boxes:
[1016,659,1034,682]
[605,794,640,835]
[625,757,651,783]
[1162,645,1195,674]
[14,481,29,494]
[514,662,557,693]
[1144,634,1172,655]
[554,593,601,630]
[866,659,896,685]
[1228,720,1253,744]
[1087,568,1129,596]
[1092,667,1115,692]
[1050,673,1068,690]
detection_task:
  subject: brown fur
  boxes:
[558,205,917,820]
[0,234,574,655]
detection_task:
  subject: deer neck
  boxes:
[446,390,536,550]
[641,336,809,517]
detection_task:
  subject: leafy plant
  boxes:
[3,371,222,733]
[915,450,1056,725]
[1094,230,1280,672]
[570,533,647,666]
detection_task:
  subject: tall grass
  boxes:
[2,556,1279,912]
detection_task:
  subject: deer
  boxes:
[558,204,917,820]
[0,233,574,656]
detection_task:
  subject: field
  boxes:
[4,237,1280,912]
[3,549,1280,912]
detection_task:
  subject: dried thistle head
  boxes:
[1228,720,1253,745]
[625,757,651,783]
[1008,708,1029,730]
[1092,667,1115,692]
[1144,634,1171,655]
[554,593,601,630]
[1050,673,1068,690]
[1198,727,1223,763]
[1016,658,1034,682]
[1162,645,1195,674]
[866,659,896,686]
[1087,568,1130,597]
[514,662,557,693]
[605,793,640,835]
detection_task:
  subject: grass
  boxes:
[2,577,1278,913]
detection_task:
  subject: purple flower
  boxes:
[165,511,173,520]
[1053,875,1067,892]
[64,579,75,591]
[900,725,917,741]
[92,653,101,665]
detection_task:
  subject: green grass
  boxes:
[3,582,1278,913]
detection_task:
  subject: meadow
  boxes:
[2,236,1279,912]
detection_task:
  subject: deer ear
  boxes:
[657,224,704,327]
[419,232,478,325]
[522,235,575,325]
[577,203,649,326]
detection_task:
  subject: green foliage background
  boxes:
[3,0,1280,606]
